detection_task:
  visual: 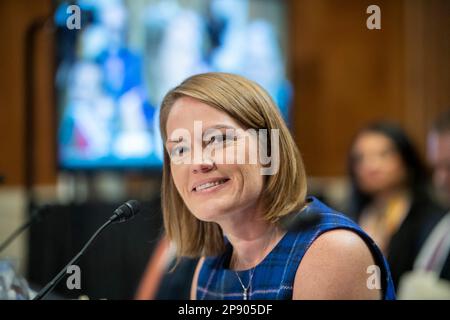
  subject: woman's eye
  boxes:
[211,135,224,143]
[380,148,394,158]
[353,153,364,164]
[171,146,188,158]
[208,134,234,145]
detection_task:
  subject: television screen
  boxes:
[55,0,291,170]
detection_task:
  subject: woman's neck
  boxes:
[372,187,410,208]
[217,208,284,270]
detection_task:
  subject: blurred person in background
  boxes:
[348,122,446,290]
[428,110,450,209]
[397,111,450,299]
[135,235,199,300]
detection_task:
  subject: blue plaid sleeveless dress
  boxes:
[196,197,396,300]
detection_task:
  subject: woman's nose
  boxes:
[192,157,215,174]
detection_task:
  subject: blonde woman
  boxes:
[159,72,395,300]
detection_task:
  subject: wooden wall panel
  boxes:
[288,0,450,176]
[0,0,55,186]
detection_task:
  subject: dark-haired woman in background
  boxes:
[348,122,446,289]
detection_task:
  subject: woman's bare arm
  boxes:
[293,229,382,300]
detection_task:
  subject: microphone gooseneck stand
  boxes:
[33,200,141,300]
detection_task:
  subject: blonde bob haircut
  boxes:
[160,72,307,257]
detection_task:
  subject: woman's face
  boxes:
[165,97,265,222]
[352,132,407,196]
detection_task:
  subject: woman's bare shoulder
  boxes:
[293,229,382,300]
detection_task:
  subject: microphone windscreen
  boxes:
[111,200,141,223]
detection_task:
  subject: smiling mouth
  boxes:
[193,178,230,192]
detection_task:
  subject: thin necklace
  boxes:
[234,268,255,300]
[231,226,277,300]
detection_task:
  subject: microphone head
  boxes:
[110,200,141,223]
[280,204,322,232]
[281,212,322,232]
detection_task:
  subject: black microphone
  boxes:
[0,204,50,254]
[280,203,322,232]
[32,200,141,300]
[109,200,140,224]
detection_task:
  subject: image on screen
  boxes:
[55,0,291,170]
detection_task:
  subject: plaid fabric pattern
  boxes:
[197,197,396,300]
